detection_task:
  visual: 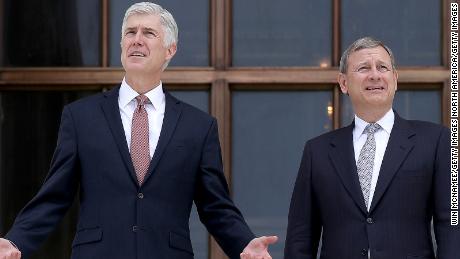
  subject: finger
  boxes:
[9,250,21,259]
[261,235,278,245]
[6,250,20,259]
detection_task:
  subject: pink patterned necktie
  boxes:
[130,95,150,185]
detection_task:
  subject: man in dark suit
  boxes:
[0,2,277,259]
[285,37,459,259]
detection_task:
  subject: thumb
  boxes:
[261,235,278,245]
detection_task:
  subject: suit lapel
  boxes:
[143,92,182,184]
[369,114,415,213]
[100,86,138,186]
[329,123,368,214]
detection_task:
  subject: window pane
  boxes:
[169,90,209,259]
[341,0,441,66]
[0,90,98,258]
[340,89,442,126]
[109,0,209,67]
[232,90,333,258]
[169,90,209,113]
[2,0,100,66]
[233,0,332,67]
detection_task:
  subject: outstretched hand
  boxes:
[0,238,21,259]
[240,235,278,259]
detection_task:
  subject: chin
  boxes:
[125,64,147,72]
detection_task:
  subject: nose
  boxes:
[368,66,382,81]
[133,31,143,46]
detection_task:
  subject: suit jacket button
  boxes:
[132,226,138,232]
[138,193,144,199]
[366,217,374,224]
[361,249,367,256]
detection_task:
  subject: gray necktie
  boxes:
[357,123,381,208]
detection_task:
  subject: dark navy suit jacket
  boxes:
[6,86,255,259]
[285,114,459,259]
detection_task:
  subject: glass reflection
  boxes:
[2,0,100,66]
[341,0,441,66]
[0,90,98,258]
[232,90,332,258]
[233,0,332,66]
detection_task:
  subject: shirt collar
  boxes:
[353,109,395,142]
[119,77,165,111]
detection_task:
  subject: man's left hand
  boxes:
[240,235,278,259]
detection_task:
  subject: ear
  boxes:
[393,69,398,91]
[165,43,177,61]
[338,73,348,94]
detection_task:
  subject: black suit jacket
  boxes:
[285,114,459,259]
[6,86,255,259]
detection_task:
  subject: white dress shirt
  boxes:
[118,78,165,158]
[353,109,395,211]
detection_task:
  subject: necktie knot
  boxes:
[135,95,149,107]
[364,123,381,135]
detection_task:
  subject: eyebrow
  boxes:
[355,61,370,67]
[124,26,159,34]
[143,28,159,34]
[355,60,390,67]
[124,26,136,32]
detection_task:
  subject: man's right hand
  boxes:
[0,238,21,259]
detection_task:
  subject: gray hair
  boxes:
[339,37,396,73]
[121,2,178,69]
